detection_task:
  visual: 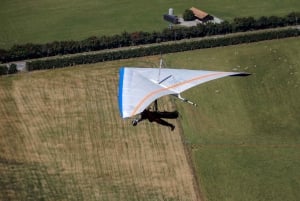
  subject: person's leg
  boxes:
[154,118,175,131]
[156,111,178,119]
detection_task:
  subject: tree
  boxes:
[286,12,300,25]
[232,17,256,32]
[256,16,270,29]
[183,9,195,21]
[8,63,18,74]
[0,49,8,62]
[0,65,8,75]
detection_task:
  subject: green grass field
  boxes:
[1,0,299,49]
[168,37,300,201]
[1,37,299,201]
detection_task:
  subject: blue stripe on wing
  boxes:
[118,67,125,117]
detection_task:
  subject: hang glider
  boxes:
[118,66,250,118]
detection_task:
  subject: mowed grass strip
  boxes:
[0,57,198,201]
[165,37,300,201]
[1,0,299,49]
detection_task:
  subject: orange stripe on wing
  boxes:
[130,72,226,116]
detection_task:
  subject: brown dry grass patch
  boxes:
[0,58,199,201]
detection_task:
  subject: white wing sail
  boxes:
[118,67,250,118]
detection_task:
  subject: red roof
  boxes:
[190,7,209,19]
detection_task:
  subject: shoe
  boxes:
[170,125,175,131]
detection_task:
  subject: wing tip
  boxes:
[230,72,251,77]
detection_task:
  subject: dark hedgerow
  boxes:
[26,28,300,71]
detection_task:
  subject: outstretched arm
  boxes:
[132,110,148,126]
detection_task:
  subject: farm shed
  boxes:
[190,7,214,22]
[163,14,179,24]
